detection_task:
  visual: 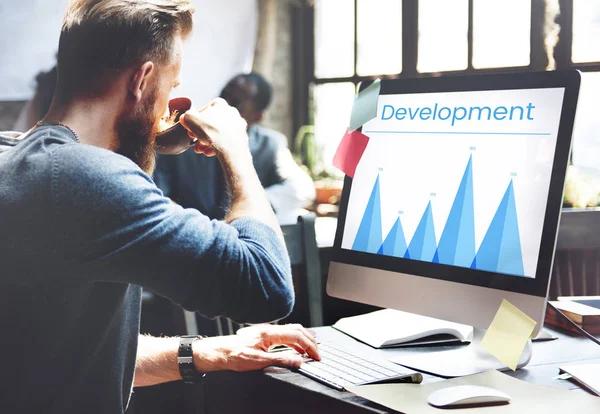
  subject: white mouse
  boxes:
[428,385,511,408]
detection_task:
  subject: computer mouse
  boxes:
[427,385,511,408]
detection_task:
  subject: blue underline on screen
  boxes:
[362,131,552,136]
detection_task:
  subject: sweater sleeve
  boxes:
[50,145,294,323]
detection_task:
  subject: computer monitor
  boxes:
[327,70,580,372]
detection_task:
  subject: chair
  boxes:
[280,212,324,328]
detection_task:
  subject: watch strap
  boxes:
[178,335,206,384]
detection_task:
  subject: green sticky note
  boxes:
[480,299,537,371]
[349,79,381,132]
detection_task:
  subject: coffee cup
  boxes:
[155,97,196,155]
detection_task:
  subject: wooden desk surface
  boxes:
[199,326,600,414]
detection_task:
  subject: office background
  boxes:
[1,1,599,412]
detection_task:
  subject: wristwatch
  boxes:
[178,335,206,384]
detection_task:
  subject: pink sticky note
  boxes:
[332,129,369,178]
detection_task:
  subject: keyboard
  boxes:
[298,342,423,391]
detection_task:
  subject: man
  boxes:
[154,72,316,223]
[0,1,318,413]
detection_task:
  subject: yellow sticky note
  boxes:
[480,299,537,371]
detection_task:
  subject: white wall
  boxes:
[179,0,257,105]
[0,0,257,104]
[0,1,66,100]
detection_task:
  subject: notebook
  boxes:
[546,297,600,334]
[332,309,473,348]
[559,362,600,396]
[558,296,600,312]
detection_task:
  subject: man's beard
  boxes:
[116,90,159,175]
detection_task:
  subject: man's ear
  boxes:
[129,61,154,102]
[252,111,264,124]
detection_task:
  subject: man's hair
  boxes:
[242,72,273,112]
[56,0,194,100]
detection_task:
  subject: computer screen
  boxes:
[328,71,580,335]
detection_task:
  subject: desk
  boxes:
[199,326,600,414]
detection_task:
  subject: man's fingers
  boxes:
[237,324,321,361]
[265,330,320,362]
[179,111,207,138]
[289,332,320,361]
[193,138,216,156]
[263,350,303,369]
[278,324,319,356]
[193,145,216,157]
[180,101,243,137]
[203,148,217,157]
[229,348,303,372]
[285,323,318,346]
[285,342,313,357]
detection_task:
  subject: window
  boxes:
[569,0,600,172]
[312,0,403,176]
[302,0,600,182]
[418,0,468,73]
[472,0,531,69]
[572,0,600,63]
[312,83,356,173]
[357,0,403,76]
[314,0,354,78]
[572,72,600,170]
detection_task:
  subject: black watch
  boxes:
[178,335,206,384]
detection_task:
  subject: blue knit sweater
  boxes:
[0,125,293,413]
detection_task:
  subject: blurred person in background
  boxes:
[154,72,315,224]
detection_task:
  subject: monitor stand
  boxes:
[389,328,532,378]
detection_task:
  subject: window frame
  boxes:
[292,0,600,150]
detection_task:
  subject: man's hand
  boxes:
[180,98,283,235]
[193,324,320,372]
[179,97,248,158]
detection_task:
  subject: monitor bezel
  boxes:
[332,70,581,298]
